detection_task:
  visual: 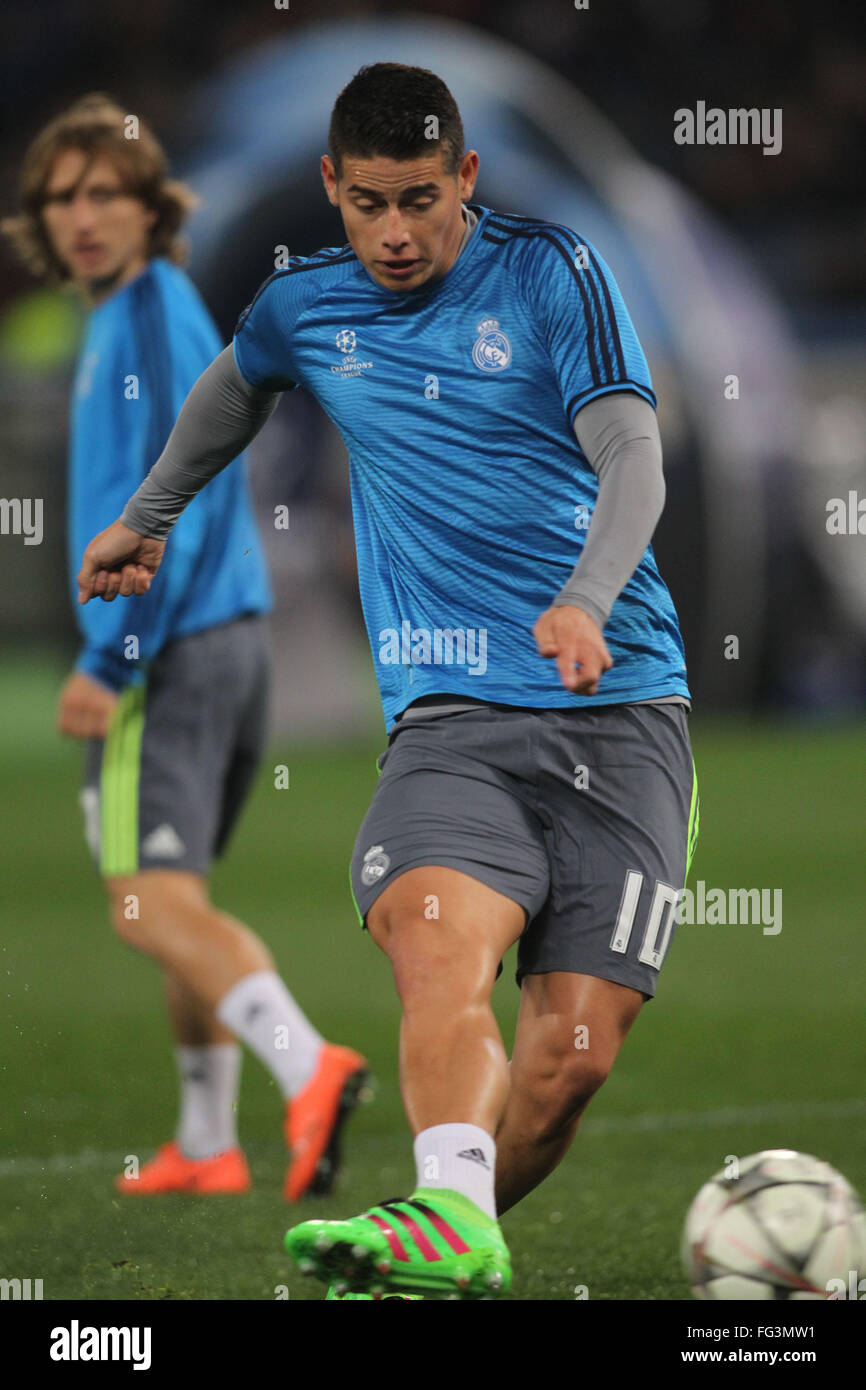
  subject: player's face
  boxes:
[41,150,156,299]
[321,148,479,292]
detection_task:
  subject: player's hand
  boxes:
[56,671,118,739]
[533,604,613,695]
[77,520,164,604]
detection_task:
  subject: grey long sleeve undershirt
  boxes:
[553,392,665,629]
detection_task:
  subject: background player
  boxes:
[73,66,698,1294]
[3,94,366,1201]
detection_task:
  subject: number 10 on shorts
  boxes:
[610,872,681,970]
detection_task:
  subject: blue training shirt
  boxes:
[69,257,272,691]
[233,203,689,731]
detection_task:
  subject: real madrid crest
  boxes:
[472,316,512,373]
[361,844,391,886]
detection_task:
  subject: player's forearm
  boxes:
[120,346,281,540]
[553,393,665,629]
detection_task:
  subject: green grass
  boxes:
[1,658,864,1300]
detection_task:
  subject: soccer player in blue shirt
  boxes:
[76,66,699,1297]
[5,94,366,1203]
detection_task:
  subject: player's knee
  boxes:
[104,874,189,950]
[391,928,464,1008]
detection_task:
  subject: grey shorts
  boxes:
[350,701,699,997]
[80,614,270,878]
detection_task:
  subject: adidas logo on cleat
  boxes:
[456,1147,490,1169]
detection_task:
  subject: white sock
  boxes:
[215,970,324,1100]
[175,1044,241,1159]
[413,1123,497,1219]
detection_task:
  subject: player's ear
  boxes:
[458,150,479,201]
[320,155,339,206]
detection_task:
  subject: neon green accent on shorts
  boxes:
[99,685,146,876]
[349,859,364,927]
[684,757,700,886]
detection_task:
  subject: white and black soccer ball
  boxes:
[682,1149,866,1299]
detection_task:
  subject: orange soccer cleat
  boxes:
[114,1141,251,1195]
[284,1044,370,1202]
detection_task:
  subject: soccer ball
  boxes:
[682,1149,866,1299]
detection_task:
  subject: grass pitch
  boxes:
[1,658,864,1300]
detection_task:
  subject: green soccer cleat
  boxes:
[287,1188,511,1300]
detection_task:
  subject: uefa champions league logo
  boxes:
[330,327,372,379]
[472,317,512,372]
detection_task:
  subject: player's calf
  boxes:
[516,1051,613,1144]
[494,972,644,1213]
[494,1050,615,1215]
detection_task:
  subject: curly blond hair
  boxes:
[1,93,198,282]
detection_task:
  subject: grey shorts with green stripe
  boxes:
[80,615,270,878]
[350,700,699,998]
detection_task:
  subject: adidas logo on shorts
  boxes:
[141,823,186,859]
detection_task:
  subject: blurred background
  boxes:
[1,1,864,1302]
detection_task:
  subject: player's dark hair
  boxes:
[329,63,465,178]
[1,93,198,283]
